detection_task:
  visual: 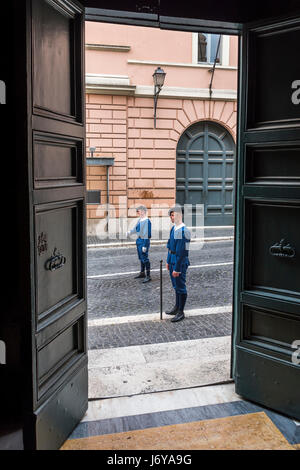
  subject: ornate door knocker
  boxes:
[45,248,66,271]
[269,239,296,258]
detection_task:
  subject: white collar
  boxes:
[139,216,148,222]
[174,223,185,231]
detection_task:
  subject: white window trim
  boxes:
[222,36,230,67]
[192,33,230,66]
[127,59,237,70]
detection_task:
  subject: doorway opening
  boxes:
[84,20,239,402]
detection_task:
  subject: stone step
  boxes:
[88,335,232,399]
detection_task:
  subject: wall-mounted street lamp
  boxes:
[153,67,166,128]
[89,147,96,158]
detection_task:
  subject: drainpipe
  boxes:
[209,34,222,101]
[106,164,110,227]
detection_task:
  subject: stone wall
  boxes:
[86,93,237,235]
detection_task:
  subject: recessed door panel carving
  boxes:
[32,0,72,116]
[248,25,300,128]
[37,317,84,399]
[33,134,83,188]
[35,202,81,321]
[32,0,83,122]
[245,201,300,297]
[241,305,300,360]
[246,144,300,185]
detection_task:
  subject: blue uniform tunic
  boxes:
[167,224,191,294]
[130,218,152,272]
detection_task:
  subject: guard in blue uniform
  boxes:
[165,205,191,322]
[127,205,152,283]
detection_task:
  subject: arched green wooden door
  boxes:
[176,121,235,226]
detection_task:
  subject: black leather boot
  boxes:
[171,310,184,322]
[165,293,179,315]
[171,293,186,322]
[142,272,151,283]
[134,272,145,279]
[165,305,179,315]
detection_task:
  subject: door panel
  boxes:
[245,201,300,297]
[245,143,300,184]
[31,365,87,450]
[35,202,80,320]
[176,121,235,226]
[235,349,300,420]
[248,25,300,127]
[32,0,83,122]
[233,16,300,419]
[37,317,85,400]
[24,0,87,449]
[33,133,84,188]
[32,0,73,116]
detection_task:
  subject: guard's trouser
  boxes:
[169,263,188,294]
[136,239,150,273]
[169,263,188,311]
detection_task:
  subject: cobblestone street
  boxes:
[87,239,234,349]
[89,312,232,350]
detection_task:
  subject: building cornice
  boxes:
[86,73,136,95]
[85,74,237,100]
[135,85,237,100]
[86,84,136,95]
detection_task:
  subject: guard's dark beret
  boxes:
[168,205,183,216]
[136,205,147,212]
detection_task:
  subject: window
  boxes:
[198,33,222,64]
[87,190,101,205]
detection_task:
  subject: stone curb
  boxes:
[87,236,234,249]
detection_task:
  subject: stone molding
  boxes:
[85,74,237,100]
[127,59,237,70]
[86,44,131,52]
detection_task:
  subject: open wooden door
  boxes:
[232,14,300,419]
[21,0,87,449]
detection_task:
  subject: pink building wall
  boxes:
[85,22,238,229]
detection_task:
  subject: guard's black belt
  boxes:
[169,250,176,255]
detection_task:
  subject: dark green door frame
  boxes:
[85,6,300,421]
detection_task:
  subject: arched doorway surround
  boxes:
[176,120,235,226]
